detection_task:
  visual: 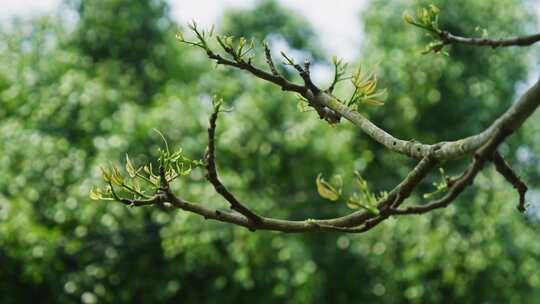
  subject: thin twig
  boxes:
[204,104,262,224]
[263,43,280,76]
[492,152,528,212]
[206,49,306,94]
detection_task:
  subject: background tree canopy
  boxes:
[1,0,540,303]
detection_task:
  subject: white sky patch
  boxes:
[0,0,366,62]
[172,0,366,61]
[0,0,60,19]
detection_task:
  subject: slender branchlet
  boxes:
[404,4,540,54]
[492,152,528,212]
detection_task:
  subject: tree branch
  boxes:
[108,150,439,233]
[98,23,540,234]
[205,48,306,94]
[440,31,540,48]
[391,120,513,215]
[197,34,540,161]
[491,152,528,212]
[106,124,522,233]
[316,77,540,160]
[204,102,262,224]
[263,42,280,76]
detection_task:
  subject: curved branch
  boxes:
[112,154,436,233]
[205,49,306,94]
[330,155,437,232]
[103,26,540,234]
[440,31,540,48]
[108,76,540,231]
[316,77,540,160]
[109,98,531,232]
[392,119,514,215]
[391,157,484,215]
[204,103,262,224]
[111,112,525,232]
[198,36,540,161]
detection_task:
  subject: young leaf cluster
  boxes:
[316,172,385,215]
[346,172,385,215]
[90,162,151,202]
[403,4,441,35]
[175,21,214,50]
[90,132,204,202]
[177,21,257,62]
[217,36,256,60]
[347,65,387,108]
[423,168,450,199]
[327,55,348,93]
[403,4,446,54]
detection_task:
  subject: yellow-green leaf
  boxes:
[176,162,192,176]
[111,166,124,186]
[125,154,136,178]
[144,163,154,176]
[225,36,234,46]
[403,13,415,24]
[362,98,385,106]
[355,172,368,190]
[100,167,111,182]
[347,194,361,209]
[316,174,341,201]
[89,187,102,200]
[149,174,159,186]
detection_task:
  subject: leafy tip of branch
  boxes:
[91,131,203,202]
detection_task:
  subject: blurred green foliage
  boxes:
[0,0,539,303]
